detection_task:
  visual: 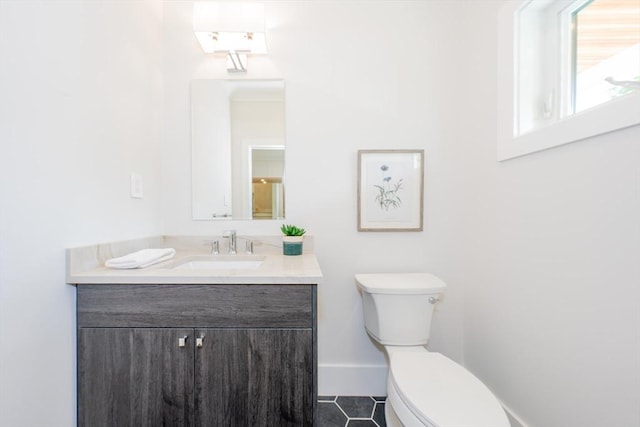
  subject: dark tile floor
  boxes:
[318,396,387,427]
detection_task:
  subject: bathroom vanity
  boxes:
[67,236,322,427]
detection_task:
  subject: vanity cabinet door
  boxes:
[194,328,314,427]
[78,328,194,427]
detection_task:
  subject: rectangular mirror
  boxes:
[191,79,285,220]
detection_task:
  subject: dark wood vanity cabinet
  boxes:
[77,284,317,427]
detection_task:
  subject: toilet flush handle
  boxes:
[429,296,440,304]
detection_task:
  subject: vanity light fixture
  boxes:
[193,2,267,73]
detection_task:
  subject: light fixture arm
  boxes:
[227,51,247,73]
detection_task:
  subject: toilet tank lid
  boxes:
[355,273,446,294]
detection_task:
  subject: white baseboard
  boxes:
[318,364,388,396]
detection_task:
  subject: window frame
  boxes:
[497,0,640,161]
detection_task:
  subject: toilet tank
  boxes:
[355,273,446,346]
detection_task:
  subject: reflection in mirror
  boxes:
[191,79,285,220]
[251,147,284,219]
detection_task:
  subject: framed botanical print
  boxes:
[357,149,424,231]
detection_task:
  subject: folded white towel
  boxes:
[105,248,176,269]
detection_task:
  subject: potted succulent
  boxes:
[281,224,306,256]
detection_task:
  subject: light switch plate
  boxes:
[130,173,144,199]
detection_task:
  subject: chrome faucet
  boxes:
[222,230,237,254]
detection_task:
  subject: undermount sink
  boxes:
[172,255,265,271]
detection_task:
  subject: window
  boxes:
[573,0,640,113]
[497,0,640,160]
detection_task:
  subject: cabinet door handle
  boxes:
[178,335,188,348]
[196,335,205,348]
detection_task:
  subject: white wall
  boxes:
[461,2,640,426]
[0,1,164,425]
[161,0,467,394]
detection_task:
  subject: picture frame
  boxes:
[357,149,424,232]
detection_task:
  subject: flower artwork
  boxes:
[374,164,403,211]
[358,150,424,231]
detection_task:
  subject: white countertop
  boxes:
[66,235,323,285]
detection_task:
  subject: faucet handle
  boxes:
[203,239,220,255]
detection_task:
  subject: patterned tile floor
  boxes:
[318,396,387,427]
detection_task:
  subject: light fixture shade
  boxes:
[193,2,267,54]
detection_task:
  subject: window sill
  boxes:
[497,93,640,161]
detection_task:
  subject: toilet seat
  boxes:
[388,349,510,427]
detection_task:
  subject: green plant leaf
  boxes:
[281,224,306,236]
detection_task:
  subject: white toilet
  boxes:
[355,273,510,427]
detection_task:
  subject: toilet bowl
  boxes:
[355,273,510,427]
